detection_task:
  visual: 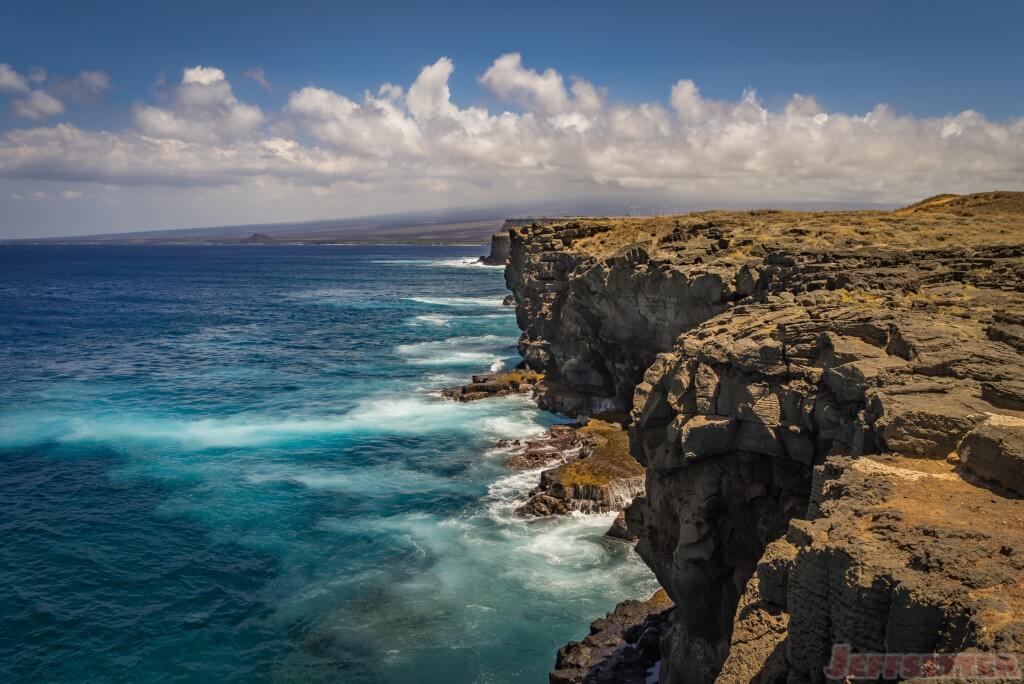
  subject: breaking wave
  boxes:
[407,296,506,307]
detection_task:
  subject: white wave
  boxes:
[423,372,465,385]
[395,335,506,355]
[485,466,549,521]
[482,415,546,440]
[0,394,548,451]
[518,513,621,565]
[408,351,503,367]
[373,258,503,269]
[489,359,506,372]
[428,258,504,270]
[395,335,512,367]
[413,314,451,326]
[247,464,461,496]
[407,296,506,308]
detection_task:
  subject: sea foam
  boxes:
[407,296,506,307]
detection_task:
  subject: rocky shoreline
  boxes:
[442,372,647,526]
[480,192,1024,683]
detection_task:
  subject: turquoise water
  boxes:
[0,245,655,683]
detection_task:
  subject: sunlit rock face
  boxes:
[505,194,1024,683]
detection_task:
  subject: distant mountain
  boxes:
[5,201,611,245]
[10,209,510,245]
[2,197,897,245]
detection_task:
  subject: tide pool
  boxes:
[0,245,655,682]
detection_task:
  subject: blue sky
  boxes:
[1,0,1023,237]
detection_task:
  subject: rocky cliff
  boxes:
[504,192,1024,683]
[480,231,512,265]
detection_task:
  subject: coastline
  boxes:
[489,194,1024,683]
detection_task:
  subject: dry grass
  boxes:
[490,369,544,385]
[551,419,645,487]
[537,192,1024,261]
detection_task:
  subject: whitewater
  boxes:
[0,244,655,682]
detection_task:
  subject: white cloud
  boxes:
[50,69,113,101]
[134,66,263,143]
[0,63,30,92]
[405,57,459,121]
[287,86,425,157]
[62,189,83,199]
[28,66,47,84]
[244,67,272,92]
[182,66,225,85]
[670,79,708,122]
[481,53,570,115]
[78,70,112,93]
[0,124,368,188]
[13,90,65,119]
[1,52,1023,220]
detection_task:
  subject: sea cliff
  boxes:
[503,192,1024,683]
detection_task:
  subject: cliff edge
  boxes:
[503,192,1024,683]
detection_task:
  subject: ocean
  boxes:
[0,244,655,682]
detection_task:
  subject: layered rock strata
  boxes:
[502,193,1024,683]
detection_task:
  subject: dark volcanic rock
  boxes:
[479,231,511,265]
[551,590,674,684]
[604,511,634,541]
[505,195,1024,683]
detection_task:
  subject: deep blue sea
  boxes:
[0,245,655,683]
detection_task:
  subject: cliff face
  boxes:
[504,193,1024,683]
[480,231,512,265]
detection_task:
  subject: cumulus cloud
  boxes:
[481,52,571,115]
[134,66,263,143]
[13,90,65,119]
[0,63,30,92]
[287,85,425,157]
[480,53,605,131]
[182,66,225,86]
[405,57,459,121]
[1,53,1023,212]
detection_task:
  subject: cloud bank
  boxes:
[2,53,1023,219]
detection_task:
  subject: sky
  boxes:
[1,0,1023,238]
